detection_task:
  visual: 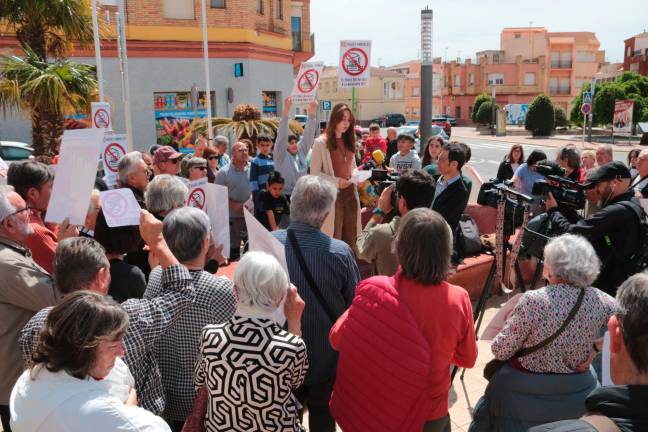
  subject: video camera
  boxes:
[375,171,399,210]
[532,161,587,210]
[477,179,534,236]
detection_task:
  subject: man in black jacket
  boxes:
[530,273,648,432]
[546,161,641,296]
[431,142,470,234]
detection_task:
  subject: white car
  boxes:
[0,141,34,164]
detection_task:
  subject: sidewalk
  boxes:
[453,126,642,152]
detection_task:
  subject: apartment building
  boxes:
[624,32,648,76]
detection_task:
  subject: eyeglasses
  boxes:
[169,159,180,164]
[208,156,219,161]
[8,206,31,218]
[194,166,208,171]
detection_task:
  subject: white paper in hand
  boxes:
[244,208,288,325]
[601,332,614,386]
[99,189,141,227]
[45,129,104,225]
[350,169,372,184]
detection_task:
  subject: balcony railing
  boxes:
[255,22,287,36]
[551,61,572,69]
[550,87,571,95]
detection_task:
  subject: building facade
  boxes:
[0,0,313,151]
[624,32,648,76]
[386,60,443,120]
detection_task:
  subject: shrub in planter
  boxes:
[525,94,555,136]
[554,107,568,128]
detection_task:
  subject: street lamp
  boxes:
[420,7,433,147]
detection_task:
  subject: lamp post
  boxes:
[420,7,433,147]
[91,0,105,102]
[116,0,134,151]
[200,0,214,141]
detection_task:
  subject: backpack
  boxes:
[616,199,648,274]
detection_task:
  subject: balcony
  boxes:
[255,21,287,36]
[550,87,571,96]
[550,61,572,69]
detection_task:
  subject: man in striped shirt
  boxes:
[272,175,360,432]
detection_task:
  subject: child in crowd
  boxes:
[389,132,421,174]
[249,134,275,198]
[254,172,289,231]
[362,123,387,164]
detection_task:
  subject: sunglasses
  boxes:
[208,156,219,161]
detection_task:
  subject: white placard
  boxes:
[186,181,230,259]
[45,129,104,225]
[601,332,613,386]
[290,61,324,104]
[101,133,127,188]
[244,208,288,325]
[91,101,112,130]
[350,169,372,184]
[338,40,372,89]
[99,188,141,227]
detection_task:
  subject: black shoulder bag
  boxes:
[483,287,585,381]
[287,229,339,324]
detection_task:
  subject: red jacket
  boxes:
[362,136,387,164]
[329,271,477,431]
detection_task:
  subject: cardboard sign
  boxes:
[290,61,324,104]
[101,133,127,188]
[92,102,112,130]
[186,180,230,259]
[45,129,104,225]
[244,208,288,325]
[338,40,372,88]
[99,188,141,227]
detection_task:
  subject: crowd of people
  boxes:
[0,96,647,432]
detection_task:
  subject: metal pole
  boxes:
[351,87,356,114]
[200,0,214,141]
[420,7,433,147]
[91,0,105,102]
[491,85,497,136]
[587,78,596,143]
[117,1,134,151]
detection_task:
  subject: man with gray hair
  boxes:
[213,135,230,168]
[595,144,613,167]
[145,174,189,220]
[272,175,360,432]
[0,185,57,431]
[118,151,150,205]
[531,272,648,432]
[145,206,236,430]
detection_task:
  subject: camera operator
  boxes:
[556,145,586,183]
[356,169,435,276]
[545,161,641,296]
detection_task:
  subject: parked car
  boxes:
[0,141,34,164]
[406,120,420,127]
[438,114,457,126]
[372,113,406,127]
[431,116,452,137]
[398,125,449,153]
[294,115,308,128]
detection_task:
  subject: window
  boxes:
[0,145,32,161]
[524,72,536,85]
[454,74,461,86]
[575,77,585,88]
[291,16,302,51]
[514,33,521,39]
[163,0,194,19]
[561,52,571,68]
[576,51,596,62]
[210,0,225,8]
[468,73,475,85]
[275,0,283,19]
[487,73,504,85]
[560,77,570,94]
[412,87,420,96]
[256,0,263,14]
[492,54,500,64]
[550,51,559,68]
[550,77,558,94]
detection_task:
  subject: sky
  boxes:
[310,0,648,67]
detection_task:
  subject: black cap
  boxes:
[397,132,415,142]
[585,161,631,185]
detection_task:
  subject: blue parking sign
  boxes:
[320,100,332,111]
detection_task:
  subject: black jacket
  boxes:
[432,177,470,232]
[528,385,648,432]
[385,139,398,163]
[548,192,640,296]
[496,161,516,182]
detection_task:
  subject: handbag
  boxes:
[287,229,340,324]
[483,287,586,381]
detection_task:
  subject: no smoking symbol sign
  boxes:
[103,143,126,173]
[188,188,206,209]
[94,108,110,129]
[341,48,368,76]
[297,69,319,94]
[104,193,128,218]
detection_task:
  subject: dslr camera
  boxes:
[375,171,399,210]
[532,161,587,210]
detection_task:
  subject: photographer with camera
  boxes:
[545,161,642,296]
[356,169,435,276]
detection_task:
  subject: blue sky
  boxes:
[310,0,647,67]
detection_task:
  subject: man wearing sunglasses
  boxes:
[531,273,648,432]
[154,145,183,176]
[0,185,57,431]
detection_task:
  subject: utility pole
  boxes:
[116,0,134,151]
[91,0,105,102]
[420,7,433,147]
[491,84,497,135]
[200,0,214,141]
[587,77,596,142]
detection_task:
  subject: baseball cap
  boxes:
[397,132,415,142]
[186,157,207,170]
[584,161,631,186]
[153,145,183,165]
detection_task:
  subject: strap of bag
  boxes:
[287,229,338,324]
[581,414,621,432]
[515,287,586,358]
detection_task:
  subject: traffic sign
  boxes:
[581,103,592,115]
[338,40,372,89]
[320,100,332,111]
[583,91,592,104]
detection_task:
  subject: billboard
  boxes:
[613,99,634,134]
[504,104,529,125]
[154,91,214,154]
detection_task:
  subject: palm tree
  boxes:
[0,0,94,61]
[0,49,97,155]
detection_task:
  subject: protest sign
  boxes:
[99,188,141,227]
[101,133,128,188]
[244,208,288,325]
[91,102,112,130]
[338,40,372,88]
[290,61,324,104]
[186,180,230,259]
[45,129,104,225]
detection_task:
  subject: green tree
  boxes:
[0,49,97,156]
[525,93,555,136]
[472,93,492,123]
[554,107,568,128]
[475,101,497,125]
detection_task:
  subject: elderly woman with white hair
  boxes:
[470,234,617,432]
[194,251,308,432]
[144,174,189,220]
